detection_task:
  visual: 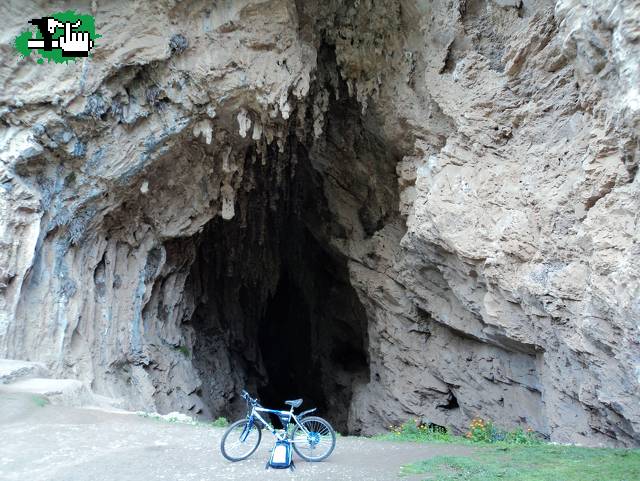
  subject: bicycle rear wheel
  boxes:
[220,419,262,461]
[292,416,336,461]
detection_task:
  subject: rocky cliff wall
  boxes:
[0,0,638,446]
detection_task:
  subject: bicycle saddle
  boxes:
[285,399,302,408]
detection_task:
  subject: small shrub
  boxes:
[212,417,229,428]
[175,345,190,357]
[465,418,498,443]
[64,172,76,186]
[465,418,541,445]
[286,422,296,436]
[505,426,542,445]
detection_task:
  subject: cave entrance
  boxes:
[187,46,400,433]
[189,140,370,433]
[256,229,370,432]
[257,269,316,412]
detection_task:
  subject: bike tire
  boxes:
[292,416,336,462]
[220,418,262,461]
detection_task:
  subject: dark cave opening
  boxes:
[257,269,318,412]
[255,225,376,434]
[186,45,400,433]
[188,139,372,433]
[256,232,370,431]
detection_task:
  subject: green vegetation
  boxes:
[379,418,540,445]
[401,445,640,481]
[381,418,639,480]
[64,172,76,186]
[175,345,190,357]
[379,420,454,443]
[465,418,541,445]
[211,417,229,428]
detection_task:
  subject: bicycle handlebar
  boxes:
[241,389,259,406]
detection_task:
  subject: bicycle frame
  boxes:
[244,404,310,443]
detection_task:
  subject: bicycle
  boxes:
[220,390,336,462]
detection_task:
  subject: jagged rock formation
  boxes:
[0,0,638,447]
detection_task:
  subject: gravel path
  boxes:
[0,392,472,481]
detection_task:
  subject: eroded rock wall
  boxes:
[0,0,638,446]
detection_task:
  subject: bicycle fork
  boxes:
[240,415,255,442]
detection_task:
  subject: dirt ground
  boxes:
[0,392,473,481]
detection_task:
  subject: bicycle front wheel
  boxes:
[220,419,262,461]
[292,416,336,461]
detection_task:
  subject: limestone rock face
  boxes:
[0,0,638,446]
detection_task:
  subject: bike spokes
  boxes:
[221,421,261,461]
[292,417,336,461]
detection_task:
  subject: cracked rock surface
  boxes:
[0,0,639,447]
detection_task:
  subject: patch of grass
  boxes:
[211,417,229,427]
[175,345,190,357]
[377,420,454,443]
[504,426,542,446]
[30,395,49,407]
[401,444,640,481]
